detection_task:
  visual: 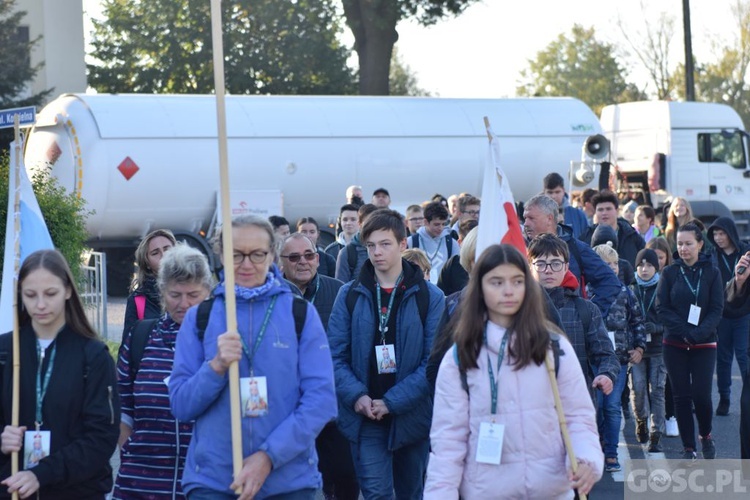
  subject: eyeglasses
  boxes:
[408,217,424,223]
[280,251,317,263]
[532,260,565,272]
[464,210,480,217]
[233,250,270,265]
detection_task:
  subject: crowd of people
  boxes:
[0,175,749,499]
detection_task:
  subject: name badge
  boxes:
[376,344,397,374]
[607,331,616,350]
[241,376,269,417]
[24,430,51,470]
[476,421,504,465]
[688,304,701,326]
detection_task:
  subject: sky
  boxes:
[81,0,737,98]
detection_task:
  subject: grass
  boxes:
[105,339,120,362]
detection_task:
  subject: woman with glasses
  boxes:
[169,215,337,500]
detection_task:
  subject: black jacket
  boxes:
[708,216,750,319]
[656,253,724,346]
[285,273,344,330]
[121,277,162,342]
[632,279,664,357]
[0,325,120,499]
[437,254,468,297]
[581,218,646,267]
[317,249,337,279]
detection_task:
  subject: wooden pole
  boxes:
[11,115,22,500]
[545,352,587,500]
[209,0,243,492]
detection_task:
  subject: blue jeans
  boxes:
[597,364,628,458]
[630,356,667,434]
[716,315,750,399]
[188,487,316,500]
[350,420,429,500]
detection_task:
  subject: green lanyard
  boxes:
[240,296,277,377]
[638,286,656,317]
[486,327,509,415]
[307,276,320,305]
[680,267,702,303]
[376,273,403,343]
[720,253,738,279]
[35,341,56,429]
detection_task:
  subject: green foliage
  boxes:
[0,0,52,148]
[0,150,91,284]
[517,24,647,114]
[88,0,356,95]
[105,339,120,362]
[389,47,432,96]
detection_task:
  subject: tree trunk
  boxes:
[343,0,399,95]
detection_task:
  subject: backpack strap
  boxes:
[292,295,307,340]
[129,318,158,378]
[134,295,146,320]
[452,343,469,396]
[196,297,216,341]
[345,280,361,319]
[410,233,420,249]
[445,234,453,259]
[573,297,592,336]
[347,244,357,277]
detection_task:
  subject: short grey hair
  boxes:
[282,233,315,252]
[157,243,214,293]
[525,194,559,218]
[212,214,278,257]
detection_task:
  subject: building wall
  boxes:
[15,0,87,102]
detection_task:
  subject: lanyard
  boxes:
[486,327,509,416]
[418,234,442,263]
[680,267,702,303]
[376,273,403,342]
[307,276,320,305]
[240,296,277,376]
[720,253,738,278]
[638,286,656,317]
[35,341,56,429]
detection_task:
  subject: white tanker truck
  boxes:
[23,93,605,294]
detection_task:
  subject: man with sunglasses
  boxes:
[279,234,360,500]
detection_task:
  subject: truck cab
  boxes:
[600,100,750,236]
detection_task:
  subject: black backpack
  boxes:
[410,233,453,259]
[128,295,308,377]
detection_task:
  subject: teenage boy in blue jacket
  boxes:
[328,209,445,500]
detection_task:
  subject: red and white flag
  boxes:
[475,119,526,259]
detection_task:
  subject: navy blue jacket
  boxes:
[328,260,445,450]
[708,216,750,319]
[285,273,344,330]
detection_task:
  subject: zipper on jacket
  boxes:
[107,386,115,425]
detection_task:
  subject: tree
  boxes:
[670,1,750,127]
[0,151,91,284]
[617,1,677,99]
[342,0,479,95]
[88,0,356,95]
[0,0,52,147]
[389,47,432,96]
[517,24,647,115]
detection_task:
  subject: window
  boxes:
[697,131,746,169]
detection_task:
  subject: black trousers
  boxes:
[663,344,716,451]
[315,422,360,500]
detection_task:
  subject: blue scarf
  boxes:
[222,264,284,301]
[636,272,660,288]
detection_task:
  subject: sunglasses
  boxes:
[280,251,317,263]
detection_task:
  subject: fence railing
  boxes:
[81,251,108,339]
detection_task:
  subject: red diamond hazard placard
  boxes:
[117,156,139,181]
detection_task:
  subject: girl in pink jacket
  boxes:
[425,244,603,499]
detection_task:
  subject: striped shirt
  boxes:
[114,313,193,499]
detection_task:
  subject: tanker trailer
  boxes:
[23,93,603,294]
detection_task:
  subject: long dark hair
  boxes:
[17,249,98,339]
[453,244,551,371]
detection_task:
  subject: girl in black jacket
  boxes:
[656,223,724,462]
[0,250,119,499]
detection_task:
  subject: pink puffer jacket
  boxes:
[425,322,603,499]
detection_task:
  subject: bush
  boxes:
[0,150,91,283]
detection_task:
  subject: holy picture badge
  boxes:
[241,376,269,417]
[476,421,504,465]
[376,344,397,374]
[24,430,50,469]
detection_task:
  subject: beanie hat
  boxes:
[591,224,617,250]
[635,248,660,270]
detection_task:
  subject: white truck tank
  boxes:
[24,94,603,292]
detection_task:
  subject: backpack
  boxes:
[451,332,564,396]
[128,295,308,378]
[135,295,146,320]
[347,244,358,278]
[345,279,430,330]
[573,297,592,335]
[410,233,453,260]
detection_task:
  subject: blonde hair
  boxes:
[402,248,431,276]
[592,243,619,263]
[459,227,479,272]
